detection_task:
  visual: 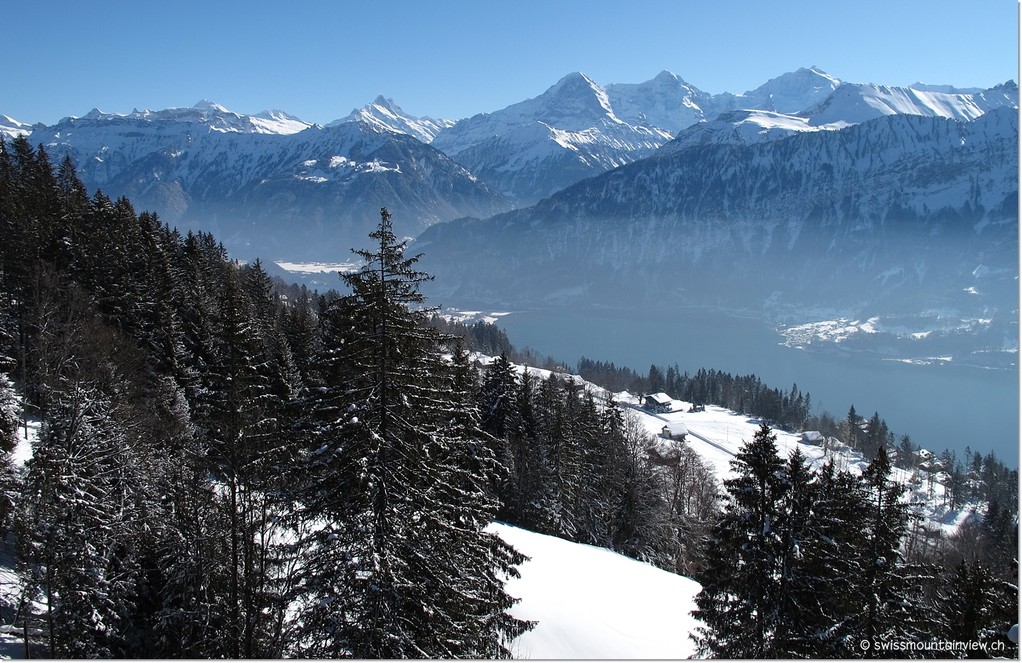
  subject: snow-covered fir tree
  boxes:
[692,423,788,658]
[288,208,531,658]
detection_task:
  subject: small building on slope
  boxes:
[643,393,673,413]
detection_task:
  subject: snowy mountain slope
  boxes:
[30,106,511,259]
[418,108,1018,324]
[0,115,33,139]
[330,95,456,144]
[806,80,1019,127]
[603,70,713,134]
[432,72,674,204]
[663,78,1019,150]
[664,109,825,150]
[732,66,843,114]
[490,523,701,660]
[429,68,1016,206]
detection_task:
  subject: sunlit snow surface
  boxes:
[273,261,359,274]
[490,523,701,660]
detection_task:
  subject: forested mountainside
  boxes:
[0,137,1016,658]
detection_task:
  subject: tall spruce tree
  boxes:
[692,424,788,658]
[19,385,147,657]
[851,446,921,649]
[290,208,530,658]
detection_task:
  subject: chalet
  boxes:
[661,422,688,441]
[800,431,825,446]
[643,393,673,413]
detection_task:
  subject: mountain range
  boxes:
[18,101,510,257]
[3,67,1018,345]
[417,107,1017,316]
[6,67,1016,253]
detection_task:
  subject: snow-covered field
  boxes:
[490,523,701,660]
[612,390,973,538]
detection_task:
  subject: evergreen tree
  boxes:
[804,461,872,657]
[692,424,787,658]
[290,208,530,658]
[770,448,824,657]
[19,385,146,657]
[931,558,1019,658]
[499,366,555,532]
[850,446,925,650]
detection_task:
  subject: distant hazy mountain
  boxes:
[463,66,845,203]
[26,101,511,259]
[417,108,1018,328]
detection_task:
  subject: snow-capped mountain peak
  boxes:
[251,108,314,134]
[330,96,455,144]
[192,99,231,114]
[738,66,843,114]
[538,71,623,127]
[430,70,673,203]
[605,70,711,133]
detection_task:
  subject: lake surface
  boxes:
[496,307,1019,466]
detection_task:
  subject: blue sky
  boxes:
[6,0,1019,126]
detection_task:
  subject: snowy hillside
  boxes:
[490,523,701,659]
[0,356,992,659]
[459,352,974,539]
[613,392,969,536]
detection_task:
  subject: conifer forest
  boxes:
[0,136,1016,658]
